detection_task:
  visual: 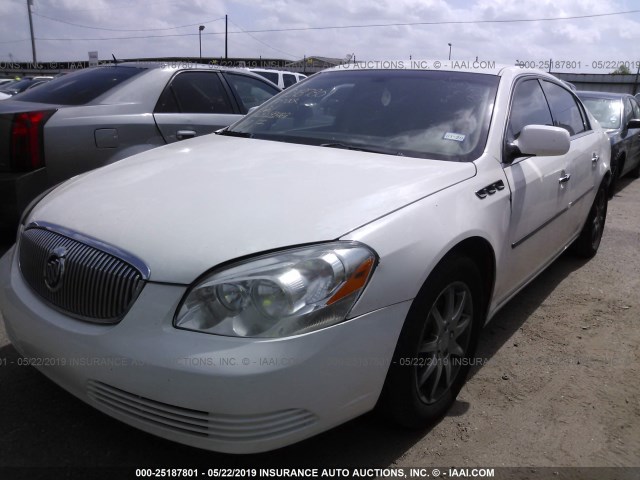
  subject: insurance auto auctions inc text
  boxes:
[242,467,495,478]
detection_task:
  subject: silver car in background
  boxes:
[0,62,281,233]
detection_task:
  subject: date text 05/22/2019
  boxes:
[516,59,640,70]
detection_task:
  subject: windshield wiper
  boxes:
[216,128,253,138]
[320,142,399,155]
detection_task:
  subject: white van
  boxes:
[249,69,307,89]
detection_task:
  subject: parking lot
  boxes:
[0,176,638,471]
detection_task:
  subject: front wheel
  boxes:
[572,185,608,258]
[378,255,484,427]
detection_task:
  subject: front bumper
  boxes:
[0,247,410,453]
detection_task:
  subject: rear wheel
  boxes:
[572,185,608,258]
[379,255,484,427]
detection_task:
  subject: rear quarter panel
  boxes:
[43,104,165,184]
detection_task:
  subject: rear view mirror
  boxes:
[514,125,570,157]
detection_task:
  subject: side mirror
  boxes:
[626,118,640,129]
[513,125,570,157]
[247,106,260,114]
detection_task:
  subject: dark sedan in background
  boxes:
[0,77,53,99]
[0,63,280,234]
[578,91,640,195]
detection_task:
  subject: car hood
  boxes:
[28,135,476,283]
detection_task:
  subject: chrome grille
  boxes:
[19,224,148,323]
[87,380,318,441]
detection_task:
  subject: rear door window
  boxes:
[155,71,234,114]
[631,97,640,119]
[624,97,635,125]
[540,81,587,136]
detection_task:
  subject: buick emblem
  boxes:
[44,246,67,292]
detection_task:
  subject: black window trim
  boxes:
[574,94,592,131]
[502,75,554,164]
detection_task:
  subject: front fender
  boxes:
[343,172,507,319]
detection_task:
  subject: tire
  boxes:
[630,158,640,179]
[608,154,622,198]
[572,185,608,258]
[378,254,484,428]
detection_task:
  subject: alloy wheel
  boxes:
[415,281,474,405]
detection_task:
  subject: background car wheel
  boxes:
[572,185,608,258]
[608,155,622,198]
[378,254,484,428]
[630,159,640,179]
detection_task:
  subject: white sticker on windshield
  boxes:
[443,132,466,142]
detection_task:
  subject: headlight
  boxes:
[174,242,377,338]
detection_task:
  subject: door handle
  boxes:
[176,130,197,140]
[592,153,599,166]
[559,172,571,184]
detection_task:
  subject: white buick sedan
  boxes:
[0,63,610,454]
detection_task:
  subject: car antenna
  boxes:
[112,54,118,65]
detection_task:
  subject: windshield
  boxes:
[12,66,145,105]
[226,70,499,161]
[580,97,622,130]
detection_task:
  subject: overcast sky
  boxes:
[1,0,639,72]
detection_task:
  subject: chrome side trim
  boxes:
[569,185,595,208]
[511,206,569,249]
[512,185,595,249]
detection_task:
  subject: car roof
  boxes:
[324,60,520,76]
[110,62,281,84]
[248,68,302,75]
[321,62,578,91]
[97,61,267,75]
[577,91,631,99]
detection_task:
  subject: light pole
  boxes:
[199,25,205,59]
[448,43,452,61]
[27,0,37,64]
